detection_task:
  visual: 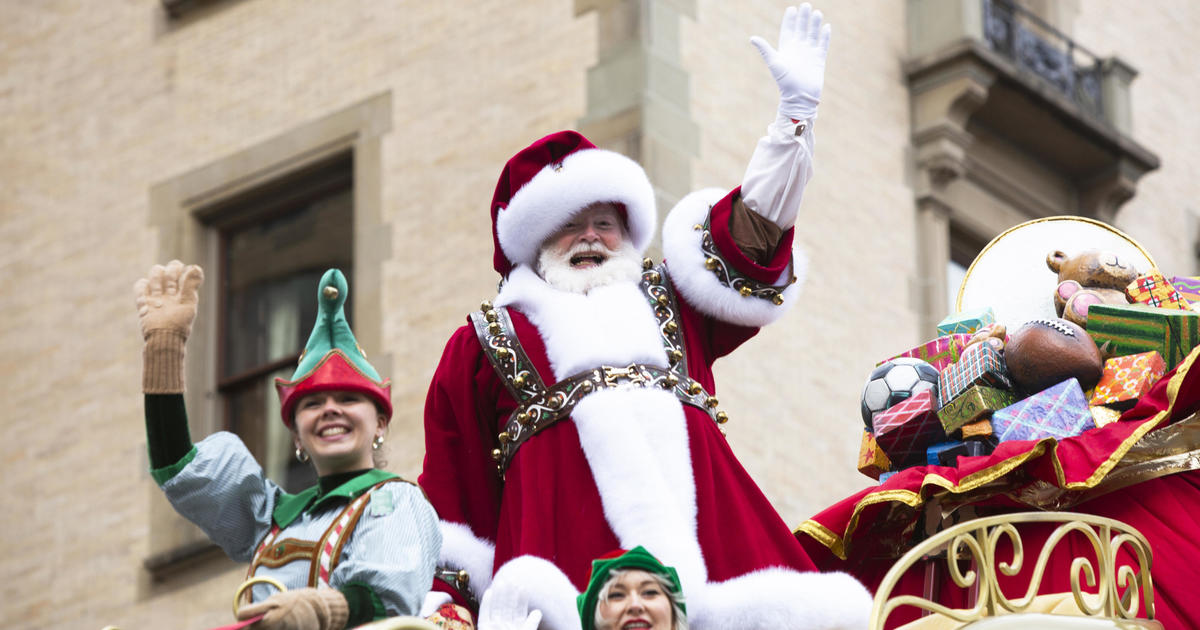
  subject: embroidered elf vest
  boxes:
[246,478,405,597]
[472,261,729,475]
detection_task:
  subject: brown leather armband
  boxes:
[143,329,187,394]
[729,196,786,266]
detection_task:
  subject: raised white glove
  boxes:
[419,591,453,618]
[750,3,831,121]
[477,588,542,630]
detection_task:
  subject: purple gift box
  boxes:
[992,378,1095,442]
[936,342,1012,408]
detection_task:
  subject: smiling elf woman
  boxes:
[135,261,441,629]
[577,548,687,630]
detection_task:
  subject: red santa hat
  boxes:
[490,130,657,276]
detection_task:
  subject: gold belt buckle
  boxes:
[603,364,647,388]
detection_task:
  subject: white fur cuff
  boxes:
[691,569,872,630]
[661,189,806,328]
[439,520,497,600]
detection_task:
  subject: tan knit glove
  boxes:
[133,260,204,393]
[236,588,349,630]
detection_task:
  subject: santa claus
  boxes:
[419,5,870,629]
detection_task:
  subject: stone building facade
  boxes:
[1,1,1197,627]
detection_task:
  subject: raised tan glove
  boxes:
[236,588,350,630]
[133,260,204,393]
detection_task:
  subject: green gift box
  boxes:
[1086,304,1200,369]
[936,307,995,337]
[937,384,1019,435]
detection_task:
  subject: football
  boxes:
[861,357,940,429]
[1005,317,1103,394]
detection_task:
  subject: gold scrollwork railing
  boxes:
[870,512,1155,628]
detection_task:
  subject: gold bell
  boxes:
[457,569,470,586]
[322,286,339,300]
[580,380,594,393]
[705,395,719,408]
[715,411,729,424]
[771,293,785,306]
[481,300,493,312]
[656,294,670,306]
[516,411,532,426]
[738,285,753,297]
[488,322,503,336]
[491,448,502,461]
[664,374,679,388]
[687,382,703,395]
[664,321,678,334]
[512,373,527,388]
[496,347,511,360]
[642,257,654,270]
[646,271,661,284]
[485,310,499,323]
[704,257,718,270]
[498,430,512,444]
[669,349,683,364]
[548,396,562,410]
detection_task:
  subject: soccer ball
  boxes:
[861,357,939,429]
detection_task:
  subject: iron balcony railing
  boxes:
[982,0,1105,120]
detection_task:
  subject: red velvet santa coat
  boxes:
[420,189,870,627]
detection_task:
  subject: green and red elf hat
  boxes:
[576,546,685,630]
[274,269,392,427]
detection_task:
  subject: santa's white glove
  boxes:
[750,3,831,121]
[478,556,581,630]
[419,591,454,618]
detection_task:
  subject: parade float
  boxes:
[797,217,1200,628]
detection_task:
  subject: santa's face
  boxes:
[537,202,643,293]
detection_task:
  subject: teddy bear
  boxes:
[1046,249,1138,328]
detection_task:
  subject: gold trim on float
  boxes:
[796,347,1200,560]
[955,215,1158,313]
[868,512,1156,629]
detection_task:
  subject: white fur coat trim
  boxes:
[495,266,707,595]
[690,568,873,630]
[438,520,496,599]
[496,147,657,269]
[662,188,806,328]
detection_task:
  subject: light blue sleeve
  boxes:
[330,482,443,617]
[158,431,280,562]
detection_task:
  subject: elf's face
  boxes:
[596,569,675,630]
[292,390,385,476]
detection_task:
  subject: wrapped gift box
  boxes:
[1087,303,1200,369]
[1169,275,1200,305]
[992,378,1095,442]
[857,430,891,480]
[1090,405,1122,428]
[960,419,994,438]
[936,343,1012,408]
[1089,351,1166,407]
[926,441,963,465]
[873,389,947,466]
[1125,269,1190,310]
[937,307,996,337]
[880,333,972,372]
[935,438,998,466]
[937,385,1018,434]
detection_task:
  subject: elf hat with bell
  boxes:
[275,269,392,427]
[489,130,657,277]
[576,546,685,630]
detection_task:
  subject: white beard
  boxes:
[536,239,644,294]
